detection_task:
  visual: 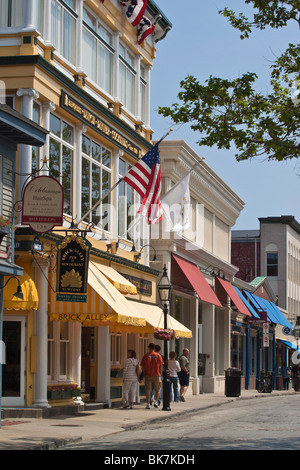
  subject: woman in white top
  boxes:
[168,351,181,402]
[122,350,139,408]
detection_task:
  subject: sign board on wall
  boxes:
[22,176,64,233]
[56,234,91,302]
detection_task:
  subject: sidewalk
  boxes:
[0,389,297,450]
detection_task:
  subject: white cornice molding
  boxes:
[157,140,245,226]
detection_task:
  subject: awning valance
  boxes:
[91,262,137,295]
[171,254,222,307]
[109,300,192,338]
[3,271,38,310]
[215,277,251,316]
[49,262,146,327]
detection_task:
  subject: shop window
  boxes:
[49,113,74,215]
[119,44,136,114]
[111,333,122,367]
[138,334,149,360]
[59,322,69,379]
[51,0,77,65]
[0,0,23,28]
[231,332,244,371]
[82,7,113,95]
[118,158,134,241]
[81,135,112,231]
[267,252,278,277]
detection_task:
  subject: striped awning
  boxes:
[3,271,38,310]
[49,262,146,328]
[91,262,137,295]
[109,300,192,338]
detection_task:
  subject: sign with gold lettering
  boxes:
[56,234,91,302]
[61,90,142,159]
[22,176,64,233]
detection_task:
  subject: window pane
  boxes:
[62,121,73,144]
[82,158,90,221]
[102,148,111,168]
[82,29,97,82]
[49,138,60,179]
[267,252,278,277]
[82,135,90,155]
[97,45,112,94]
[92,141,101,162]
[51,0,61,53]
[62,145,72,214]
[50,113,61,136]
[92,163,100,225]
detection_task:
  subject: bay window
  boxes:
[49,113,74,216]
[118,158,134,240]
[0,0,23,28]
[81,135,112,231]
[119,45,136,114]
[51,0,76,65]
[82,7,113,95]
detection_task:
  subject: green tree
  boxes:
[158,1,300,162]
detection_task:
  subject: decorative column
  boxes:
[97,326,111,406]
[33,258,50,408]
[23,0,35,30]
[16,88,39,207]
[189,296,199,395]
[202,303,215,393]
[70,321,84,405]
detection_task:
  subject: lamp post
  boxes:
[157,264,172,411]
[0,276,23,429]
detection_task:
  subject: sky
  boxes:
[150,0,300,231]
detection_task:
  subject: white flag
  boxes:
[161,172,191,232]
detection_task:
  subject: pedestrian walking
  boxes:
[140,343,164,409]
[168,351,181,402]
[122,350,139,409]
[281,362,291,390]
[178,348,190,402]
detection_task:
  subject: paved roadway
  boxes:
[63,395,300,451]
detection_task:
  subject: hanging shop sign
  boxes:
[22,176,64,233]
[61,90,142,159]
[56,234,91,302]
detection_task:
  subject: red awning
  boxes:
[215,277,251,316]
[171,255,222,307]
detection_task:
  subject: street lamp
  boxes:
[157,264,172,411]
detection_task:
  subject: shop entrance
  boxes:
[81,327,96,400]
[2,316,26,406]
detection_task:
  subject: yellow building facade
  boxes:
[0,0,190,410]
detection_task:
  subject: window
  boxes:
[119,45,136,114]
[82,7,113,94]
[51,0,76,64]
[81,135,112,230]
[111,333,122,367]
[140,64,147,122]
[47,321,70,381]
[49,113,74,215]
[34,0,44,35]
[118,159,134,240]
[0,0,23,28]
[267,252,278,277]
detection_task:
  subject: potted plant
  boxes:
[0,215,15,243]
[154,327,179,341]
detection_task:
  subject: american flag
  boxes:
[120,0,147,27]
[123,143,163,224]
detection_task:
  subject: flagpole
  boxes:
[77,129,173,226]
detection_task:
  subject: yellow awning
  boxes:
[49,262,146,327]
[3,271,38,310]
[91,262,137,295]
[109,300,192,338]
